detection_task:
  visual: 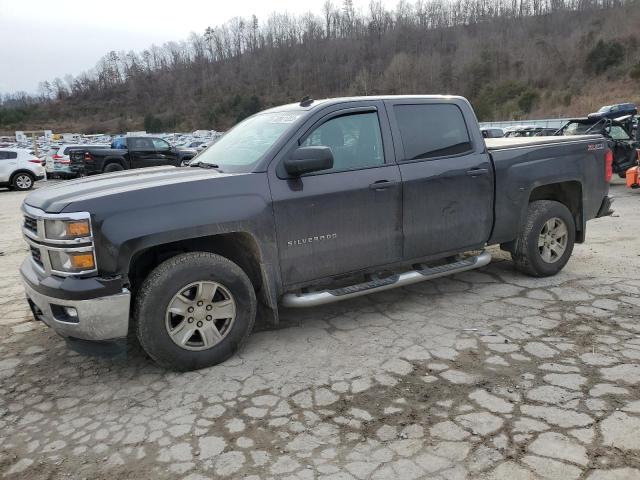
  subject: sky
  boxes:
[0,0,389,95]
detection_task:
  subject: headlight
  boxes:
[45,219,91,240]
[48,250,95,273]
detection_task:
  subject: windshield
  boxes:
[195,112,303,172]
[563,122,598,135]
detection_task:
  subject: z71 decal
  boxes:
[587,143,605,151]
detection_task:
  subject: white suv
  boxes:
[0,149,45,191]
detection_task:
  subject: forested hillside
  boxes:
[2,0,640,133]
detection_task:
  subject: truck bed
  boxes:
[486,133,609,247]
[485,134,603,150]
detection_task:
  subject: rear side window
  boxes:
[129,138,154,150]
[394,104,472,161]
[0,151,17,160]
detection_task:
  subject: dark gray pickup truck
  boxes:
[20,96,613,371]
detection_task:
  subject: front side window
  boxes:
[302,112,384,172]
[394,104,472,161]
[152,138,171,151]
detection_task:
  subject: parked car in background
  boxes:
[588,103,637,120]
[46,144,108,178]
[0,149,45,191]
[69,136,197,175]
[505,126,557,137]
[481,127,504,138]
[534,128,559,136]
[556,116,639,178]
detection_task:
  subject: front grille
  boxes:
[30,246,43,268]
[24,215,37,234]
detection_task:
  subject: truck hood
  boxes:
[25,166,236,213]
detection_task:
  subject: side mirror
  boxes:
[284,146,334,176]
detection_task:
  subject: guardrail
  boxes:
[479,118,570,129]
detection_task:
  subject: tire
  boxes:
[104,163,124,173]
[12,172,34,191]
[511,200,576,277]
[135,252,256,371]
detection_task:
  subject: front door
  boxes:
[151,138,180,166]
[386,100,494,259]
[269,104,403,286]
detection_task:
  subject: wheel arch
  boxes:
[10,169,35,183]
[127,231,278,320]
[102,157,126,170]
[528,180,584,242]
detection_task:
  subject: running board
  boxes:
[281,251,491,308]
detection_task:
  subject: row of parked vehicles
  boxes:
[3,103,638,193]
[481,103,640,180]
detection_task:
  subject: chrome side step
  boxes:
[281,251,491,308]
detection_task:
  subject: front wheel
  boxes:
[135,252,256,371]
[12,172,34,191]
[511,200,576,277]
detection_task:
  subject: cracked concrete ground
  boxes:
[1,179,639,480]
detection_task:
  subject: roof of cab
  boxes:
[260,95,468,113]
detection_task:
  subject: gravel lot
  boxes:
[1,179,639,480]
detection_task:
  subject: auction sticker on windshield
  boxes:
[268,113,302,124]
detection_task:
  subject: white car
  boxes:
[46,144,108,178]
[0,149,45,191]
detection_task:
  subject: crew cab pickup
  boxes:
[20,96,613,371]
[69,136,196,175]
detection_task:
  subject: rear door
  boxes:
[127,138,158,169]
[269,102,403,286]
[386,99,494,259]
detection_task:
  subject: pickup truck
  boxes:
[20,95,613,371]
[68,136,196,175]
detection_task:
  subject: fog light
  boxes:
[64,307,78,318]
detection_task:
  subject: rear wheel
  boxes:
[135,252,256,371]
[511,200,575,277]
[12,172,34,191]
[104,163,124,173]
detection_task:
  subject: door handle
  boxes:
[369,180,398,190]
[466,168,489,177]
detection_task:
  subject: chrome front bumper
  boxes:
[23,279,131,341]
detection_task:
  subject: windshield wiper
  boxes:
[189,161,223,172]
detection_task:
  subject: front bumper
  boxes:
[21,259,131,341]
